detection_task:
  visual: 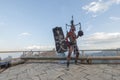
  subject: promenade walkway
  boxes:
[0,62,120,80]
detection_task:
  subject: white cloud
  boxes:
[111,0,120,4]
[81,32,120,48]
[25,45,41,50]
[82,1,108,13]
[79,32,120,49]
[20,32,31,36]
[109,16,120,21]
[18,32,31,39]
[86,32,120,40]
[82,0,120,14]
[24,45,54,50]
[86,25,93,32]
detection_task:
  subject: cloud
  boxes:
[83,32,120,46]
[111,0,120,4]
[25,45,41,50]
[82,0,109,13]
[18,32,31,39]
[20,32,31,36]
[86,32,120,40]
[82,0,120,14]
[79,32,120,49]
[109,16,120,21]
[86,25,93,32]
[24,45,54,50]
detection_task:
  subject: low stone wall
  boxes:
[10,58,25,66]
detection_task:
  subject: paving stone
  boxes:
[86,75,103,80]
[0,63,120,80]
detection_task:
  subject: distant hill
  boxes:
[85,50,120,63]
[85,50,120,56]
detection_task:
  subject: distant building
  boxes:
[40,51,57,57]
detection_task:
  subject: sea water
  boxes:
[0,52,23,60]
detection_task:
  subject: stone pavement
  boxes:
[0,62,120,80]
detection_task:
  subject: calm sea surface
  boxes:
[0,52,23,59]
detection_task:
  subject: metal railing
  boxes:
[0,49,120,56]
[0,49,120,64]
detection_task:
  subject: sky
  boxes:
[0,0,120,51]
